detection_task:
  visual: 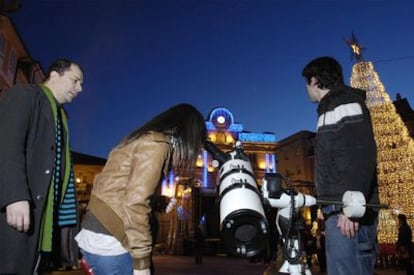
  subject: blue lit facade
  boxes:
[161,107,278,193]
[199,107,278,188]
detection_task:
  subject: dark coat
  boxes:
[315,85,379,206]
[0,84,61,274]
[396,223,414,259]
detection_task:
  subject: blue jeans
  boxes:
[324,215,377,275]
[81,249,133,275]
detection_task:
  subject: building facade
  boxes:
[71,151,107,220]
[274,130,316,224]
[0,14,44,94]
[394,93,414,138]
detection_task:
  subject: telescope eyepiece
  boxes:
[204,141,229,165]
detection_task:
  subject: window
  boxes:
[8,50,17,74]
[0,32,5,63]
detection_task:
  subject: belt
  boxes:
[322,204,342,220]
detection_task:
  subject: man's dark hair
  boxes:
[301,56,344,89]
[45,58,83,79]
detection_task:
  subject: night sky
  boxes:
[9,0,414,158]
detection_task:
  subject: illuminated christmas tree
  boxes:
[347,34,414,243]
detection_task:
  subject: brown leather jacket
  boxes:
[87,131,173,270]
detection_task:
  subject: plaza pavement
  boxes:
[49,253,405,275]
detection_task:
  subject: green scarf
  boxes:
[39,84,72,252]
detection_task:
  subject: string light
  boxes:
[350,61,414,244]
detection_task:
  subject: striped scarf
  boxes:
[39,85,77,252]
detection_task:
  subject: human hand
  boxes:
[337,214,359,238]
[165,197,177,213]
[6,200,30,232]
[133,268,151,275]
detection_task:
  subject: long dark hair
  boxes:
[119,103,207,174]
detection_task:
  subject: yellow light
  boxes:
[196,154,203,167]
[257,161,266,169]
[351,61,414,243]
[226,134,234,144]
[208,133,216,142]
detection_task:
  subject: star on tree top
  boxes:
[345,32,366,62]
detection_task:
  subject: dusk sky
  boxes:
[9,0,414,158]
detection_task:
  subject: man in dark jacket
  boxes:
[301,56,378,275]
[0,58,84,274]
